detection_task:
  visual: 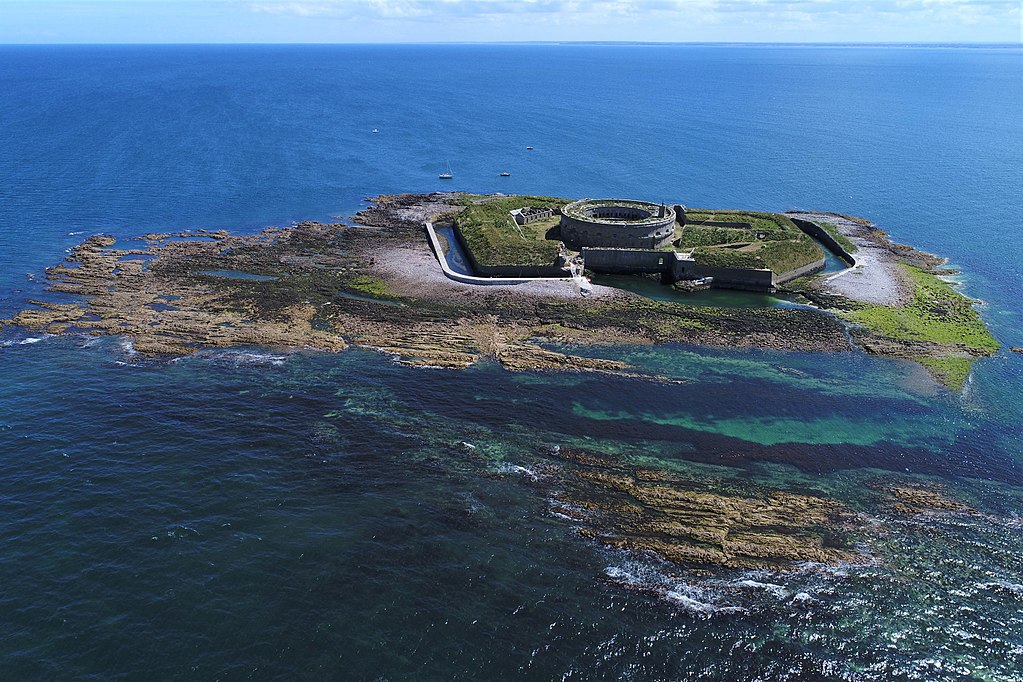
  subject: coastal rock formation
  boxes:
[880,482,976,516]
[546,448,861,570]
[786,210,998,388]
[2,193,855,375]
[2,193,993,389]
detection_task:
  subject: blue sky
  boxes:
[0,0,1020,44]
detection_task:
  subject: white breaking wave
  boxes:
[735,579,791,600]
[1,335,50,347]
[604,563,749,616]
[495,462,538,481]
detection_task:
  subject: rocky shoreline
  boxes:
[490,444,985,576]
[0,193,996,386]
[0,192,1000,576]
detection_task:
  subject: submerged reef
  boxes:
[1,193,997,388]
[546,447,861,570]
[494,446,986,576]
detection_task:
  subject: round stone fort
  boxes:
[559,198,676,250]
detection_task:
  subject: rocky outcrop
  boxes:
[880,482,975,516]
[546,448,862,570]
[2,194,857,373]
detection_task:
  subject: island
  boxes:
[0,192,1000,570]
[1,192,996,390]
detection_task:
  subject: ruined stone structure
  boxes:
[559,199,676,249]
[512,206,554,225]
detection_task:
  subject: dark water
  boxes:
[2,44,1022,680]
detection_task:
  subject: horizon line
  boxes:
[1,40,1020,47]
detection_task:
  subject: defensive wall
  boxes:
[425,221,571,286]
[580,248,776,292]
[774,255,827,285]
[560,199,676,250]
[789,217,857,267]
[450,221,570,278]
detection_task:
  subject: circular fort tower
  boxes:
[559,199,676,250]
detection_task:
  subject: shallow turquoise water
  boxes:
[1,44,1022,679]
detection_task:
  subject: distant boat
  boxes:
[372,128,379,134]
[439,161,453,180]
[526,146,534,150]
[500,172,510,177]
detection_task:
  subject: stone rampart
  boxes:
[580,248,674,274]
[452,224,568,278]
[580,247,776,292]
[684,262,775,291]
[425,222,572,285]
[789,217,856,267]
[773,257,827,285]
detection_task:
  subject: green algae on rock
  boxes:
[786,213,999,390]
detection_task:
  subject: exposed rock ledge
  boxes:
[0,193,994,386]
[0,193,851,376]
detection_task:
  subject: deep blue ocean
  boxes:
[1,44,1022,680]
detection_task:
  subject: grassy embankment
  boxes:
[454,195,569,267]
[839,265,998,389]
[680,210,824,275]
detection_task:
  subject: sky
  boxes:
[0,0,1020,44]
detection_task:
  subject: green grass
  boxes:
[839,265,998,390]
[681,210,823,275]
[841,266,999,352]
[917,357,975,390]
[679,226,762,248]
[689,247,765,269]
[455,195,569,267]
[684,209,799,233]
[757,238,825,274]
[818,221,858,254]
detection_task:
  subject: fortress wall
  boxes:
[580,248,673,273]
[679,262,776,291]
[588,206,651,221]
[773,257,827,286]
[452,224,568,278]
[790,217,856,267]
[581,248,776,291]
[560,199,676,250]
[425,222,570,285]
[561,214,675,249]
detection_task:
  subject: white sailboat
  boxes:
[439,161,453,179]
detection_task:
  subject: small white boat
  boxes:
[439,161,453,179]
[526,146,534,150]
[500,172,510,177]
[372,128,379,134]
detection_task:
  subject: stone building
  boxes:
[512,206,554,226]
